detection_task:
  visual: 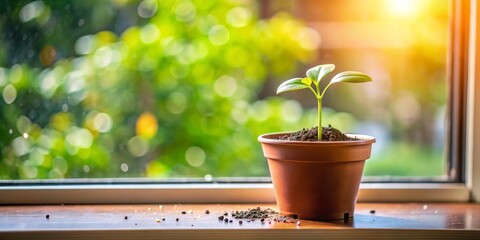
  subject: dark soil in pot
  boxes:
[278,125,357,142]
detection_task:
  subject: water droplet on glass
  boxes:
[204,174,213,182]
[120,163,129,172]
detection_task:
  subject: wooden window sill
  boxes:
[1,203,479,239]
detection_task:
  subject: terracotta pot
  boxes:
[258,132,375,221]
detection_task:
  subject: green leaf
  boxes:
[330,71,372,84]
[306,64,335,84]
[276,78,309,94]
[301,77,312,85]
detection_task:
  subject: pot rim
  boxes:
[258,132,375,146]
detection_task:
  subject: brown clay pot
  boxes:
[258,132,375,221]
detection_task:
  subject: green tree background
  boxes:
[0,0,322,179]
[0,0,447,179]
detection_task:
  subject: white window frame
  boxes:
[0,0,479,204]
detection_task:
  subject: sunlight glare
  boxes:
[388,0,419,17]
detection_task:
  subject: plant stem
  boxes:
[317,97,322,140]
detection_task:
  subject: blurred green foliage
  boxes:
[0,0,448,180]
[0,0,323,179]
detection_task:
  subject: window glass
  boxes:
[0,0,448,180]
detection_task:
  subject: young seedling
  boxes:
[276,64,372,140]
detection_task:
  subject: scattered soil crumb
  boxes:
[220,207,298,224]
[278,125,357,142]
[231,207,277,219]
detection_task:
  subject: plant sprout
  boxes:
[276,64,372,140]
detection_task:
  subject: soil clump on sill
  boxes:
[278,125,356,142]
[218,207,298,224]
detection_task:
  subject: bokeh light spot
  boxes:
[10,64,23,84]
[135,112,158,139]
[40,70,58,96]
[94,46,113,68]
[66,71,86,93]
[66,127,93,148]
[214,75,237,97]
[127,136,149,157]
[21,164,37,179]
[93,112,113,133]
[51,112,72,131]
[208,25,230,46]
[37,134,52,150]
[19,1,45,22]
[185,146,206,167]
[54,157,69,175]
[0,68,6,86]
[227,7,252,27]
[137,0,158,18]
[12,137,30,156]
[166,92,187,115]
[140,24,161,44]
[16,116,31,134]
[2,84,17,104]
[75,35,95,55]
[297,27,321,50]
[175,1,196,22]
[39,44,57,66]
[250,100,271,122]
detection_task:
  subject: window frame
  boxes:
[466,0,480,202]
[0,0,479,204]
